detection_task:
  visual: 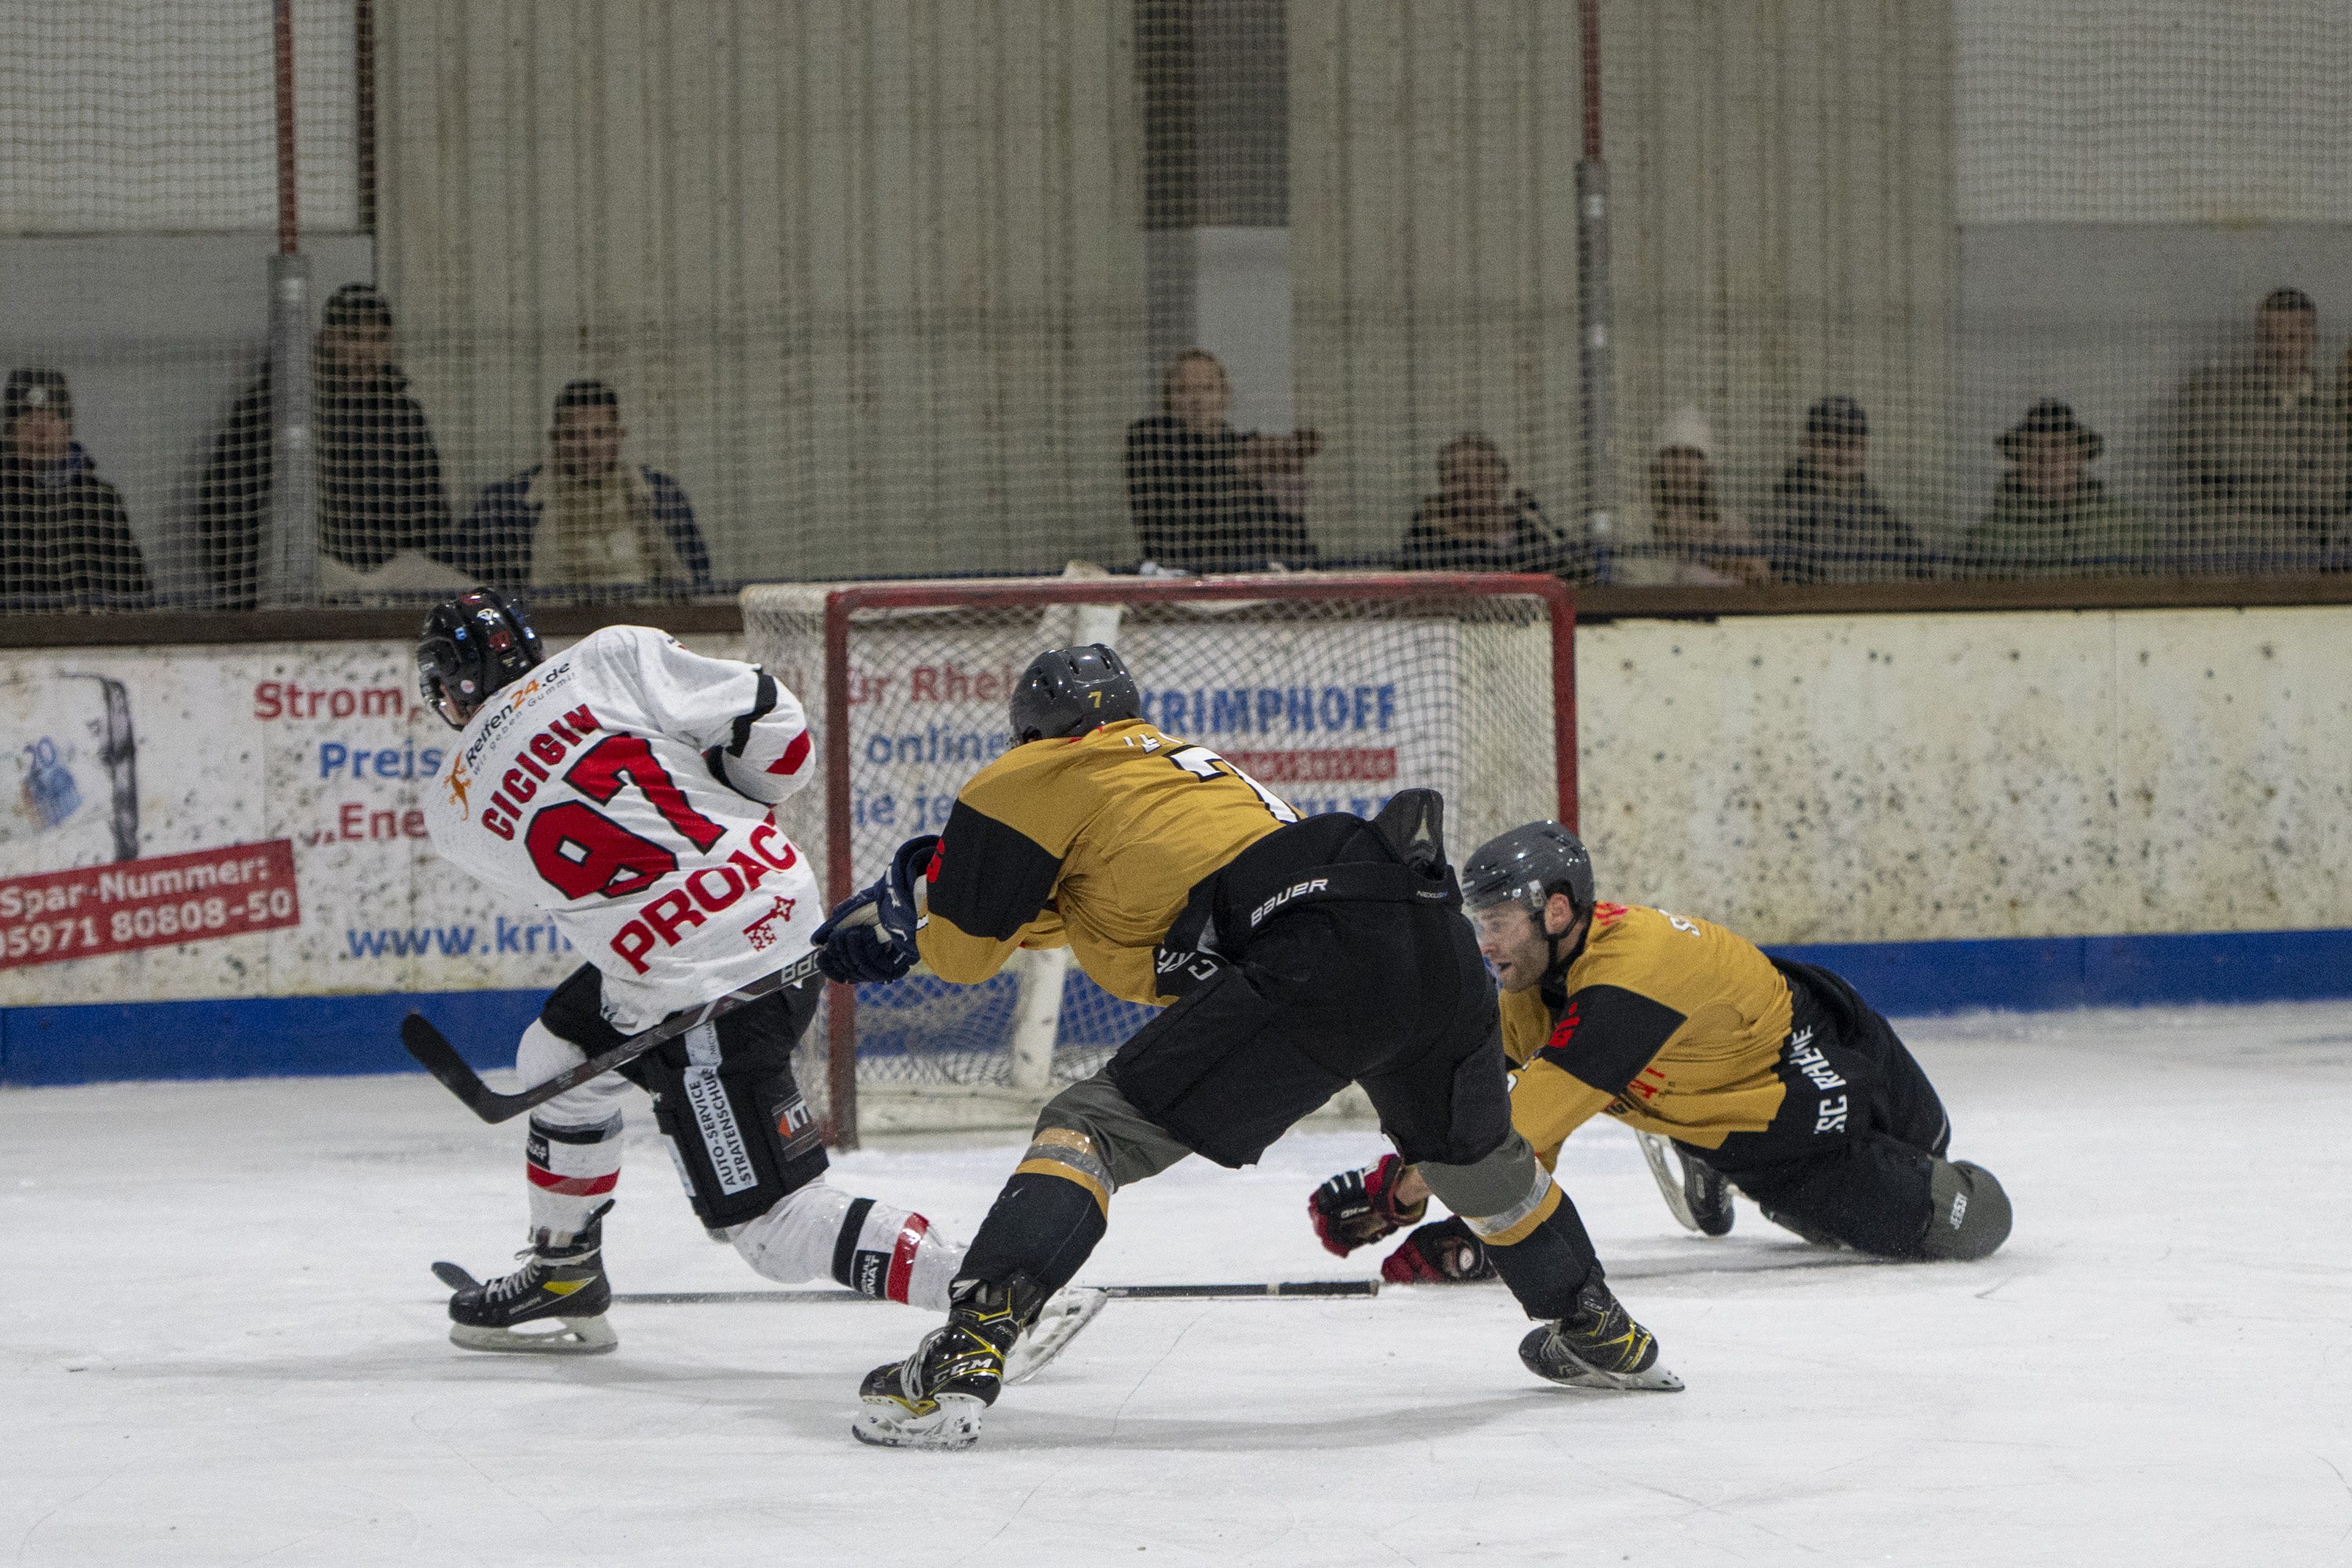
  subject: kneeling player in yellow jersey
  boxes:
[814,648,1682,1450]
[1310,822,2011,1280]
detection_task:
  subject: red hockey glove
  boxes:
[1379,1217,1497,1285]
[1308,1154,1427,1258]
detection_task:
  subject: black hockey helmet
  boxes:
[418,589,544,731]
[1009,644,1142,743]
[1461,821,1594,920]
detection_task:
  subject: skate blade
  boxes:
[1636,1132,1704,1234]
[1004,1287,1108,1387]
[850,1391,986,1450]
[448,1315,619,1356]
[1530,1352,1684,1393]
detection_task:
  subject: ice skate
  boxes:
[1638,1131,1734,1237]
[1004,1284,1108,1386]
[446,1201,618,1356]
[852,1274,1038,1449]
[1518,1277,1683,1392]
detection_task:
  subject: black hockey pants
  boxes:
[1691,959,1954,1258]
[540,964,829,1229]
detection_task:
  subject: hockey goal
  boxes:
[741,572,1576,1147]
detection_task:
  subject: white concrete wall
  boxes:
[1576,604,2352,945]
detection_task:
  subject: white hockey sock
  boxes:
[525,1112,624,1242]
[728,1181,965,1311]
[517,1020,633,1243]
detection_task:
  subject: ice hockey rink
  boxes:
[5,1000,2347,1567]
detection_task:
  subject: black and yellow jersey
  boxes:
[1500,902,1794,1157]
[916,718,1298,1005]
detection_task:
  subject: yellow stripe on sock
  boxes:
[1014,1158,1110,1219]
[1478,1181,1562,1247]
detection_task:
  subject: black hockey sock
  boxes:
[1484,1200,1602,1322]
[959,1170,1109,1298]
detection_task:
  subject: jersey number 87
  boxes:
[524,735,727,900]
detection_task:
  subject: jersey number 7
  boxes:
[524,735,728,900]
[1167,743,1299,823]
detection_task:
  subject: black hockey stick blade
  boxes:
[607,1279,1378,1305]
[402,946,827,1124]
[431,1261,481,1293]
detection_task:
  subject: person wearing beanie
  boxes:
[1762,394,1934,583]
[1964,400,2154,578]
[0,368,152,604]
[440,379,710,593]
[197,282,451,606]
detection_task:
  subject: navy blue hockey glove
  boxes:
[813,834,939,985]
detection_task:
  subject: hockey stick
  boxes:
[402,946,829,1125]
[404,902,882,1124]
[599,1279,1379,1304]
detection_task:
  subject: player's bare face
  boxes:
[1474,904,1553,993]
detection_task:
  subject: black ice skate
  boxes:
[445,1201,617,1356]
[1519,1277,1684,1392]
[852,1274,1040,1450]
[1637,1131,1734,1237]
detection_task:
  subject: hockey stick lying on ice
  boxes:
[609,1279,1379,1303]
[429,1264,1374,1302]
[401,908,877,1125]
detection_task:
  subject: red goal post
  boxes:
[741,571,1577,1146]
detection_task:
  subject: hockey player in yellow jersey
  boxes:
[1311,822,2011,1279]
[814,646,1682,1449]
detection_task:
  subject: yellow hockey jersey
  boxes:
[915,718,1298,1005]
[1501,902,1795,1156]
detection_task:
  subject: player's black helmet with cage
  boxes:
[1461,821,1595,922]
[1009,644,1142,743]
[417,590,545,731]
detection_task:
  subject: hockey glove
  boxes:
[1308,1154,1427,1258]
[1380,1217,1497,1286]
[814,834,938,985]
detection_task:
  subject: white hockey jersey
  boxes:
[423,626,823,1032]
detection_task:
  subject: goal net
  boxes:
[742,572,1573,1146]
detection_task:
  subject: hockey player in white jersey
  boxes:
[416,591,1100,1363]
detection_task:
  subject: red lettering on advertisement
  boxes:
[1220,748,1398,784]
[0,840,302,970]
[252,681,406,720]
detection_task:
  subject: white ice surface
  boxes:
[5,1002,2350,1566]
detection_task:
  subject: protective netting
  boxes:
[5,1,2352,618]
[743,575,1566,1134]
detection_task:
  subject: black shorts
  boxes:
[1106,815,1509,1171]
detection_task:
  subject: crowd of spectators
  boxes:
[12,285,2352,612]
[1127,297,2352,587]
[4,281,710,612]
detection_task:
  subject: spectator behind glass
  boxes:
[1125,350,1318,572]
[1396,433,1588,579]
[1763,395,1932,583]
[198,282,452,606]
[0,369,151,604]
[1611,408,1764,586]
[1963,400,2154,578]
[441,379,710,594]
[2168,288,2343,567]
